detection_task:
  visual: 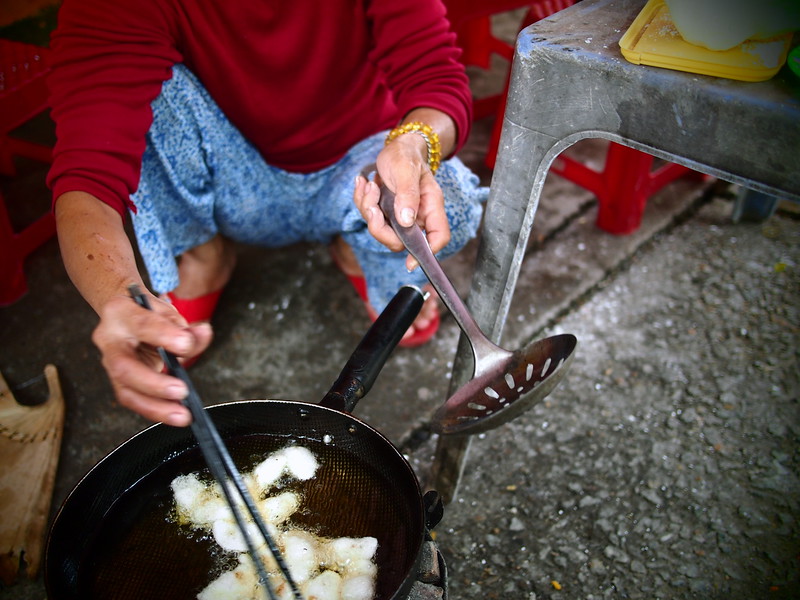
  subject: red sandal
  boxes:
[166,289,223,324]
[329,248,440,347]
[165,288,223,367]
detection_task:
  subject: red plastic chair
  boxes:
[445,1,701,235]
[446,1,574,119]
[0,39,55,306]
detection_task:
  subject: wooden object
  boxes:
[0,365,65,584]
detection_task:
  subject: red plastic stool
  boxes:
[551,144,701,235]
[476,2,575,166]
[445,1,701,235]
[444,1,576,122]
[444,0,543,121]
[0,40,55,306]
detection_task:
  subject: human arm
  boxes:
[47,0,207,425]
[353,0,471,269]
[55,191,210,426]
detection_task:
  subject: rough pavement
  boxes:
[421,197,800,600]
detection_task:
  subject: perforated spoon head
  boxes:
[433,333,577,435]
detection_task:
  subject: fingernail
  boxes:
[174,334,193,354]
[166,411,192,427]
[166,383,188,400]
[400,208,415,226]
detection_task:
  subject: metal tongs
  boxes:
[128,285,303,600]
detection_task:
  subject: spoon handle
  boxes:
[377,182,500,359]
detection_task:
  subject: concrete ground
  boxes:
[2,8,800,600]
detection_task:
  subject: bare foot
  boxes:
[171,235,237,300]
[330,236,439,342]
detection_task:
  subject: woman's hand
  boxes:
[55,191,211,426]
[91,290,213,426]
[353,109,457,271]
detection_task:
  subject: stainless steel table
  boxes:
[430,0,800,501]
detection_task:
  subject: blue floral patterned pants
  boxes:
[130,65,487,313]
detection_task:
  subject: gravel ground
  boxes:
[416,199,800,600]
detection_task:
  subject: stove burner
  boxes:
[403,490,447,599]
[406,539,448,600]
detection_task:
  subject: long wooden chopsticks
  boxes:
[128,285,303,600]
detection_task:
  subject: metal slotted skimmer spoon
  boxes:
[368,167,577,435]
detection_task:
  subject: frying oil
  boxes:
[80,434,415,599]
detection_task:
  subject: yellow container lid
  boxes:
[619,0,793,82]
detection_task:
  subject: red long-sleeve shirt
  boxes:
[47,0,472,217]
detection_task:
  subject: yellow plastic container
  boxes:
[619,0,793,82]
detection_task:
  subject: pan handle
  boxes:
[321,285,424,413]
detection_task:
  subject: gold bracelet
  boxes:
[385,121,441,175]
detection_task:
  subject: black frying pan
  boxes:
[45,286,437,600]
